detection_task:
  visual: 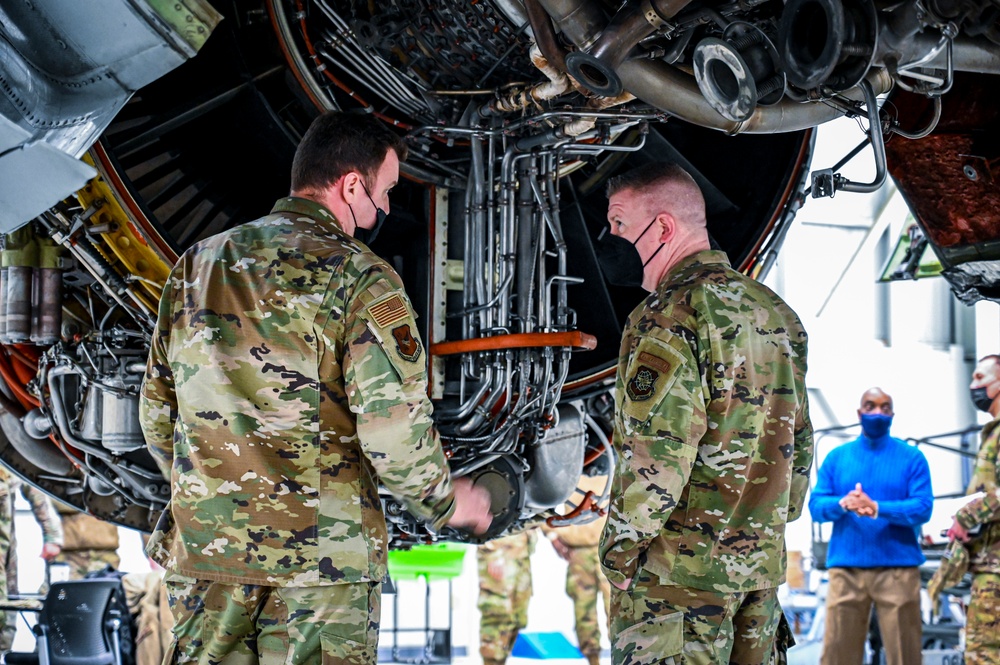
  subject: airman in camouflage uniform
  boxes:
[139,112,492,664]
[597,163,813,665]
[543,475,612,665]
[948,354,1000,664]
[52,501,120,579]
[478,531,536,665]
[0,468,63,651]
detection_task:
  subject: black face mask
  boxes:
[971,386,995,412]
[596,218,664,288]
[348,180,388,245]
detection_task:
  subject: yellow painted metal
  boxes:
[76,154,172,310]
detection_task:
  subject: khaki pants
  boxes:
[821,567,922,665]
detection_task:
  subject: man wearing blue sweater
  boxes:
[809,387,933,665]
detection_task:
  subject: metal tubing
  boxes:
[838,80,886,193]
[525,0,569,71]
[537,0,895,134]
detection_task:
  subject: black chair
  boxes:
[4,580,125,665]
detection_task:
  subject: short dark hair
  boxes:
[290,112,408,193]
[605,162,696,198]
[979,354,1000,370]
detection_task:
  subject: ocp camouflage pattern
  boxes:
[600,250,813,593]
[959,416,1000,573]
[478,531,535,665]
[959,416,1000,664]
[140,197,455,587]
[0,468,63,650]
[966,572,1000,665]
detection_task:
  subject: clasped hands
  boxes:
[839,482,878,518]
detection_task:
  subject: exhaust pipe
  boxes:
[537,0,893,134]
[563,0,694,96]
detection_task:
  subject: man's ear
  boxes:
[656,213,675,243]
[340,171,362,205]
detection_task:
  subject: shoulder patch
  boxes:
[621,335,689,425]
[368,294,409,328]
[392,324,422,362]
[626,365,659,402]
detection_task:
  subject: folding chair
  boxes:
[4,580,125,665]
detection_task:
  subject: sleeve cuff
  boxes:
[957,504,981,530]
[428,496,457,532]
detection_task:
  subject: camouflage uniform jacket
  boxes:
[599,250,813,593]
[958,416,1000,573]
[139,197,456,587]
[0,467,63,546]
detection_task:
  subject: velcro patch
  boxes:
[626,366,659,401]
[621,334,689,425]
[392,324,422,363]
[638,351,673,375]
[368,294,408,328]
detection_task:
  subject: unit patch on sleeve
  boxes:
[392,324,422,362]
[368,294,409,328]
[626,365,658,401]
[621,335,690,425]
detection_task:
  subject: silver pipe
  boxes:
[838,80,887,194]
[314,2,428,106]
[536,0,895,134]
[890,96,942,140]
[45,364,115,462]
[316,47,424,118]
[546,154,570,329]
[516,158,537,332]
[485,128,498,335]
[884,33,1000,75]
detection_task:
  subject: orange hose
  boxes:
[546,490,601,526]
[10,344,39,363]
[431,331,597,356]
[0,349,38,409]
[7,348,37,386]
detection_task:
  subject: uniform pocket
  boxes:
[612,609,683,665]
[320,630,377,665]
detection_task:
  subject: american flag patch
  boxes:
[368,294,409,328]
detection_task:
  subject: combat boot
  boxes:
[587,653,601,665]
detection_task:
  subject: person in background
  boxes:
[478,531,535,665]
[543,474,611,665]
[0,468,62,651]
[809,387,933,665]
[947,355,1000,665]
[597,162,812,664]
[52,500,120,579]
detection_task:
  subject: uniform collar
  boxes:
[270,197,346,236]
[658,249,731,291]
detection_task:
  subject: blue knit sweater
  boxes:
[808,434,933,568]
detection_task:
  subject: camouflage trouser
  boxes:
[0,490,15,652]
[566,545,611,658]
[478,548,532,665]
[610,568,785,665]
[56,549,122,580]
[165,577,380,665]
[966,572,1000,665]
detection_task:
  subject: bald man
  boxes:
[809,388,933,665]
[597,162,813,664]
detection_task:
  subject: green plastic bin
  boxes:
[387,543,469,581]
